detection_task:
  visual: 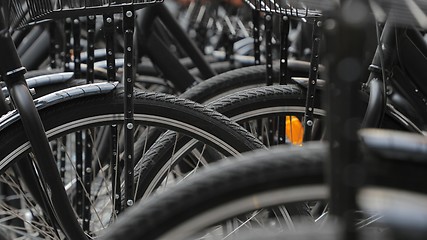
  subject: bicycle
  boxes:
[97,0,427,239]
[0,1,271,239]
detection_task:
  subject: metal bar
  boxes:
[265,13,273,85]
[60,136,66,180]
[123,5,136,209]
[111,125,121,215]
[155,4,216,79]
[278,15,290,145]
[324,1,370,239]
[86,15,96,83]
[83,130,93,234]
[64,18,72,71]
[73,16,84,220]
[0,10,85,237]
[3,75,88,240]
[103,14,116,82]
[253,10,261,65]
[73,18,82,78]
[144,32,196,92]
[49,21,57,69]
[279,15,290,85]
[362,21,396,128]
[303,19,322,141]
[75,131,83,218]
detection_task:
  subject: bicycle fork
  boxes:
[0,8,88,240]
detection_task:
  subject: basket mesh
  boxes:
[243,0,333,18]
[9,0,162,29]
[374,0,427,29]
[244,0,427,29]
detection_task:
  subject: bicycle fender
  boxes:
[292,77,326,90]
[0,82,118,131]
[2,72,74,97]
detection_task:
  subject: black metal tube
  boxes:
[324,1,370,239]
[280,16,290,85]
[265,13,273,86]
[370,21,397,71]
[64,18,72,71]
[123,5,136,209]
[361,21,397,128]
[361,77,384,128]
[0,86,9,115]
[83,130,93,233]
[303,19,322,141]
[144,32,196,92]
[0,10,87,238]
[73,18,82,78]
[75,131,83,217]
[155,4,216,79]
[19,29,50,70]
[253,10,261,65]
[7,80,88,240]
[86,15,96,83]
[103,14,116,82]
[16,25,44,56]
[111,125,121,216]
[49,22,57,69]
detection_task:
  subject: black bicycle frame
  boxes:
[363,21,427,131]
[136,4,216,92]
[0,5,88,240]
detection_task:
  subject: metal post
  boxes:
[280,15,290,85]
[123,5,136,209]
[324,1,370,239]
[265,13,273,85]
[253,10,261,65]
[303,19,322,141]
[103,14,116,82]
[86,15,96,84]
[73,18,82,78]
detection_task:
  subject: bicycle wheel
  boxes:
[103,138,426,240]
[180,61,314,103]
[134,82,410,200]
[134,85,325,200]
[103,143,327,240]
[0,87,264,239]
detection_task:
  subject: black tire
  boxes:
[103,139,427,240]
[128,84,417,238]
[0,88,264,239]
[134,85,324,199]
[180,61,313,103]
[133,83,411,199]
[102,143,327,240]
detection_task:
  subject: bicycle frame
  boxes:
[0,4,89,240]
[363,20,427,132]
[136,4,216,92]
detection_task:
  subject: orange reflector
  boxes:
[285,116,304,145]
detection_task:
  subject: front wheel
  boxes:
[102,143,327,240]
[0,88,264,239]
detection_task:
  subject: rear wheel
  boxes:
[0,89,264,239]
[104,143,327,240]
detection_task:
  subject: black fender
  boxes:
[0,81,118,131]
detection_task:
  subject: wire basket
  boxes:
[8,0,162,29]
[245,0,427,28]
[373,0,427,29]
[243,0,330,18]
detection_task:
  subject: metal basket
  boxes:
[243,0,329,18]
[8,0,162,29]
[374,0,427,29]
